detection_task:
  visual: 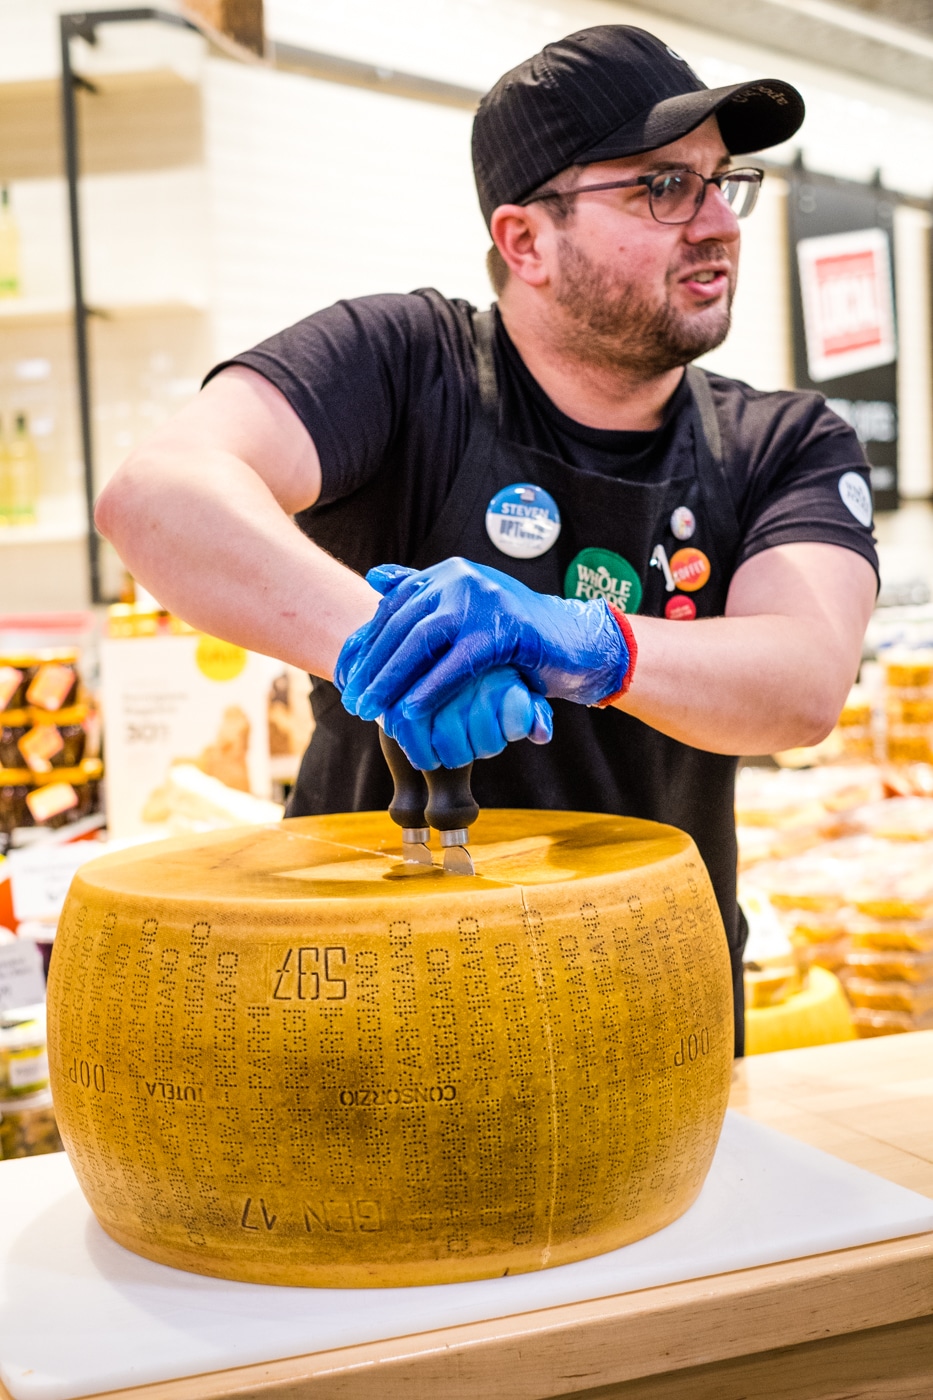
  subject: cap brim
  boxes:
[575,78,804,164]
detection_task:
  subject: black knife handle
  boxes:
[424,762,479,833]
[379,730,428,830]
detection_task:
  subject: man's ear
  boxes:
[489,203,553,288]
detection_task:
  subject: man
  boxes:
[95,27,879,1054]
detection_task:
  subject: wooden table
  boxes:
[4,1033,932,1400]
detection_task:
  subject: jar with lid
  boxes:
[0,1086,62,1158]
[0,1010,49,1098]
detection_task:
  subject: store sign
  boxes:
[100,635,275,839]
[789,176,899,510]
[797,228,896,383]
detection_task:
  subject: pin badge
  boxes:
[665,595,697,621]
[565,547,642,613]
[670,506,696,541]
[485,483,561,559]
[650,544,675,592]
[669,547,711,592]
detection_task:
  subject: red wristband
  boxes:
[596,604,638,707]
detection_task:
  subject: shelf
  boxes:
[0,497,88,545]
[0,298,208,327]
[0,298,74,327]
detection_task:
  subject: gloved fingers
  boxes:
[466,671,517,758]
[383,707,439,772]
[397,636,502,720]
[336,565,422,691]
[495,675,534,744]
[340,598,441,712]
[529,695,554,744]
[350,611,477,720]
[364,563,417,597]
[430,695,477,770]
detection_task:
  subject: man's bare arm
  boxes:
[94,366,379,678]
[617,542,876,754]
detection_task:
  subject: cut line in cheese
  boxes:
[47,810,734,1288]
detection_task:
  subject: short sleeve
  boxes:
[203,291,476,507]
[713,378,880,584]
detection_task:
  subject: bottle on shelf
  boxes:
[5,413,39,525]
[0,187,20,298]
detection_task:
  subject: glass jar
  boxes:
[0,1013,48,1097]
[0,1087,62,1158]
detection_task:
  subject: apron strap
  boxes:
[473,306,499,420]
[686,364,742,570]
[410,304,501,569]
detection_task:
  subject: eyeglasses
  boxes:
[525,167,764,225]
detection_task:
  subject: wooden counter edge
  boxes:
[9,1229,930,1400]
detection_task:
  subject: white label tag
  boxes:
[838,471,873,527]
[9,1048,49,1090]
[0,942,46,1014]
[9,842,101,923]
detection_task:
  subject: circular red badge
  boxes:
[669,547,711,593]
[665,594,697,621]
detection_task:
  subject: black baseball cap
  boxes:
[472,26,805,227]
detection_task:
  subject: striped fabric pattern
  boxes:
[471,25,804,226]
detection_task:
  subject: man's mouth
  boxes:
[680,266,729,297]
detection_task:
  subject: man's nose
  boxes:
[687,182,741,244]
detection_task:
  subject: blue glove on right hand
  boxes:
[336,557,632,723]
[383,666,552,771]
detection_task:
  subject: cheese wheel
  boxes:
[47,810,733,1287]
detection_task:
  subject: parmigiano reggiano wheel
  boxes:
[47,810,733,1287]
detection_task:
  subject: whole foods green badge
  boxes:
[564,547,642,613]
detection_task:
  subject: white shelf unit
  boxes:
[0,39,213,606]
[0,7,492,608]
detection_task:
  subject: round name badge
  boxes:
[665,594,697,621]
[485,483,561,560]
[670,506,696,541]
[669,547,711,593]
[564,546,643,614]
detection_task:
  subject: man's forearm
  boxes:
[616,611,855,755]
[95,448,378,678]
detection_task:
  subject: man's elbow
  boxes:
[787,683,852,750]
[94,457,147,548]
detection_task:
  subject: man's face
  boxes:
[546,116,741,374]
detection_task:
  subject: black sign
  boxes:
[788,170,898,512]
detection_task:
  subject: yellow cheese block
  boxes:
[745,966,855,1055]
[47,810,733,1288]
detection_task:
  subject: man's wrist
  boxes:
[596,604,638,707]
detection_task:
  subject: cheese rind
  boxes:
[47,810,733,1287]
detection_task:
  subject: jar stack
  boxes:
[744,806,933,1037]
[0,1007,61,1160]
[884,651,933,764]
[0,651,101,835]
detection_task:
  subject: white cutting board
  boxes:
[2,1111,932,1400]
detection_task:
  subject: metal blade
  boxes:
[442,844,474,876]
[403,841,434,866]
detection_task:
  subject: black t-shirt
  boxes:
[208,288,879,582]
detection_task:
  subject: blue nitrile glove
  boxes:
[335,558,631,722]
[384,666,553,771]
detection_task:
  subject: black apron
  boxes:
[290,307,749,1055]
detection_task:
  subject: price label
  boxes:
[0,941,46,1014]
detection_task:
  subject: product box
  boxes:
[100,634,276,838]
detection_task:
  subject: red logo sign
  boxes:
[797,228,896,383]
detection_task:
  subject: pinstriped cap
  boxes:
[472,26,804,227]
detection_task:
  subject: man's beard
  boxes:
[553,235,735,376]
